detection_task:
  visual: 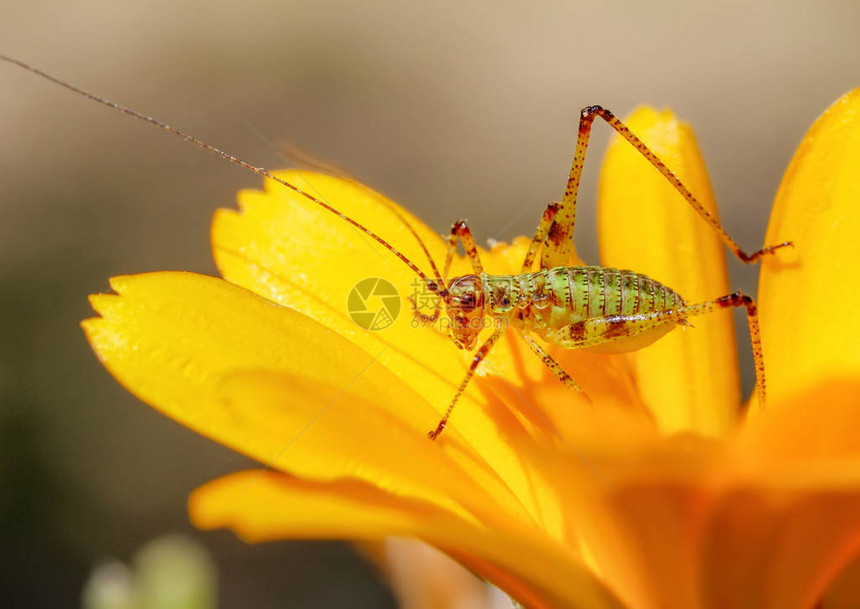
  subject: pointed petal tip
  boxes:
[87,293,117,317]
[107,274,133,294]
[80,315,101,335]
[625,105,681,128]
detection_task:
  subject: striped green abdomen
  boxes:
[482,266,685,331]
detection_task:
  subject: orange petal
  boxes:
[539,433,723,609]
[598,107,738,437]
[758,88,860,407]
[736,378,860,466]
[698,485,860,609]
[540,418,860,609]
[822,553,860,608]
[707,380,860,609]
[190,470,625,609]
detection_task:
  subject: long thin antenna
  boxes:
[1,55,441,292]
[248,123,447,287]
[359,184,447,283]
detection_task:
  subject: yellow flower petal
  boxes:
[598,107,738,437]
[82,272,520,519]
[216,368,532,526]
[190,470,625,609]
[758,88,860,407]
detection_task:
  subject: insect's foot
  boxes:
[743,240,794,263]
[427,422,446,441]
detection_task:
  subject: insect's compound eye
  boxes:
[459,292,476,310]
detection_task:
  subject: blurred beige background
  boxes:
[2,1,859,606]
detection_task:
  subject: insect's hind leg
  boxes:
[541,107,596,269]
[564,290,767,406]
[541,105,792,269]
[428,327,505,441]
[519,333,590,400]
[664,290,766,405]
[712,291,766,406]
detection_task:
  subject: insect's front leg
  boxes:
[424,219,502,440]
[429,327,505,441]
[443,219,484,276]
[417,219,486,323]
